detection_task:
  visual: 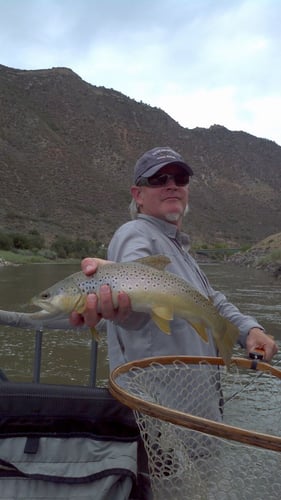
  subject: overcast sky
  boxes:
[1,0,280,146]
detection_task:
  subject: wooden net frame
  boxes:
[110,356,281,499]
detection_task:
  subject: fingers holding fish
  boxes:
[83,293,103,325]
[81,257,113,276]
[113,290,133,324]
[70,310,86,328]
[70,293,101,328]
[71,287,132,328]
[97,286,132,323]
[70,258,127,328]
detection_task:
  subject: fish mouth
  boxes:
[29,309,67,320]
[32,293,84,315]
[31,297,59,313]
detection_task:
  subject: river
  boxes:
[0,261,280,385]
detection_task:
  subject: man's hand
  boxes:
[70,258,131,328]
[246,328,278,362]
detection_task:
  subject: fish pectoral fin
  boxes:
[189,320,209,343]
[90,327,101,342]
[74,296,87,314]
[151,305,174,335]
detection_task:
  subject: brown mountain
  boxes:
[0,64,280,247]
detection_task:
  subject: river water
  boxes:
[0,261,280,385]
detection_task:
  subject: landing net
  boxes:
[109,356,281,500]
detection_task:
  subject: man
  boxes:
[71,146,278,368]
[72,147,278,499]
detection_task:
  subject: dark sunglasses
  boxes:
[137,172,190,187]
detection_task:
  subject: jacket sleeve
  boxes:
[188,259,265,348]
[209,289,264,348]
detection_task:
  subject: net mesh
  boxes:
[110,357,281,500]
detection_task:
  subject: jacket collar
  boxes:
[137,214,179,239]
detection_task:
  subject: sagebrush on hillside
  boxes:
[1,64,280,247]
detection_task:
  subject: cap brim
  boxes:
[141,160,193,178]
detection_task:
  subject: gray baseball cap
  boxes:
[133,146,194,184]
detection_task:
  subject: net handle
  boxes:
[109,356,281,453]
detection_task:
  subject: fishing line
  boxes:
[224,355,281,405]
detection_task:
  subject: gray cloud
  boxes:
[0,0,280,144]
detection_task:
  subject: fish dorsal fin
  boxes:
[135,255,171,270]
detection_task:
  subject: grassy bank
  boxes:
[0,250,79,265]
[0,229,106,265]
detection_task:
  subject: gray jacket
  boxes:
[107,215,263,371]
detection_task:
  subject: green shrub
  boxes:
[10,230,44,250]
[38,249,57,260]
[0,231,13,250]
[50,236,106,259]
[50,236,70,258]
[0,229,105,261]
[258,249,281,266]
[270,249,281,262]
[10,232,30,249]
[27,230,45,249]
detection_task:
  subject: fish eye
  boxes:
[41,292,50,299]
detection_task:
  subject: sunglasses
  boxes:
[137,172,190,187]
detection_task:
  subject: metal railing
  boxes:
[32,328,98,386]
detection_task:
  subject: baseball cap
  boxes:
[133,146,194,184]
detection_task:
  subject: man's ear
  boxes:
[131,185,143,204]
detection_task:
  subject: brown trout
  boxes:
[32,255,239,365]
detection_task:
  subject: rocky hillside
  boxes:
[0,64,280,247]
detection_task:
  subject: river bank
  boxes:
[0,251,79,267]
[229,232,281,279]
[230,251,281,278]
[0,251,47,266]
[0,257,14,267]
[1,233,281,279]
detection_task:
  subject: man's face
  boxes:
[131,164,189,226]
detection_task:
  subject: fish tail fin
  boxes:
[215,320,239,367]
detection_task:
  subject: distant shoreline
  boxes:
[0,258,12,267]
[1,252,280,279]
[0,254,79,267]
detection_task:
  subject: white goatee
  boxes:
[165,205,189,222]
